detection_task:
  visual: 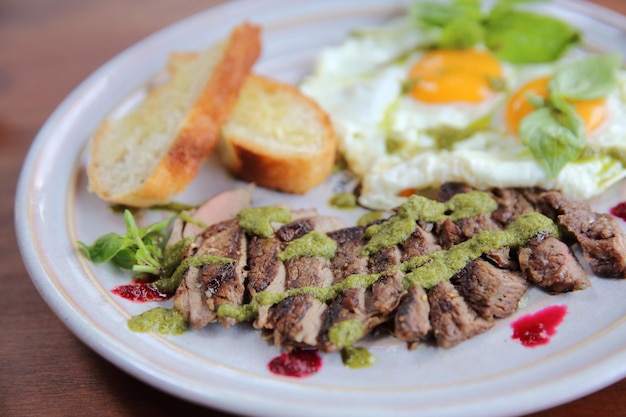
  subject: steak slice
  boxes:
[428,280,494,348]
[247,235,286,329]
[393,224,440,346]
[518,232,590,293]
[490,187,536,227]
[318,287,367,352]
[267,293,327,348]
[368,245,402,273]
[436,182,474,202]
[539,191,626,278]
[201,219,248,328]
[318,226,380,352]
[173,219,247,329]
[393,283,431,348]
[327,226,369,284]
[453,258,528,319]
[263,216,344,348]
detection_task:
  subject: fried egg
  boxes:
[301,16,626,210]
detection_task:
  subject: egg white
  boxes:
[301,16,626,210]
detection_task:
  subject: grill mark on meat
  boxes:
[327,226,369,284]
[173,235,210,329]
[276,215,347,242]
[400,223,441,262]
[246,235,286,329]
[276,220,313,242]
[318,287,367,352]
[538,191,626,278]
[201,219,248,328]
[263,216,345,348]
[490,187,536,227]
[394,224,440,346]
[285,257,334,289]
[318,226,372,352]
[247,236,285,296]
[266,293,327,348]
[368,245,402,273]
[453,258,528,319]
[436,182,474,202]
[393,284,431,348]
[518,232,590,293]
[428,280,494,349]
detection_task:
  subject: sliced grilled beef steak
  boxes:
[167,182,626,355]
[518,232,590,293]
[428,280,495,349]
[201,219,248,328]
[453,258,528,319]
[393,224,441,346]
[247,235,286,329]
[393,283,431,348]
[263,216,345,349]
[539,191,626,278]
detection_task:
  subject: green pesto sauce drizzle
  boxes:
[328,319,365,349]
[356,210,387,226]
[424,114,492,150]
[160,237,194,278]
[237,206,292,238]
[361,191,498,256]
[341,346,378,369]
[276,231,337,262]
[128,307,188,335]
[328,192,358,210]
[152,254,234,294]
[217,212,558,323]
[328,319,377,368]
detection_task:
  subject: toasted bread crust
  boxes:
[220,74,336,194]
[88,22,261,207]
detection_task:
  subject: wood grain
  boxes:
[1,1,625,416]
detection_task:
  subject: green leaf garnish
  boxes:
[410,0,481,27]
[411,0,579,63]
[549,53,621,100]
[78,210,172,276]
[520,107,585,178]
[517,54,621,178]
[439,17,484,49]
[484,10,579,63]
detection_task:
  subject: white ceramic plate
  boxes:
[15,1,626,416]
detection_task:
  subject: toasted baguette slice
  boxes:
[219,74,336,194]
[88,22,261,207]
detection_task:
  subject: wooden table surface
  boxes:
[2,0,626,416]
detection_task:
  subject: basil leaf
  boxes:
[112,247,138,270]
[525,91,545,109]
[439,17,484,49]
[485,11,579,63]
[78,233,133,264]
[138,216,172,238]
[489,0,544,18]
[550,92,586,139]
[519,107,585,178]
[411,0,481,27]
[549,53,621,100]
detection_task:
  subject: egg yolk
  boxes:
[506,76,608,135]
[408,49,503,104]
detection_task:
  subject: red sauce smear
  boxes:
[511,305,568,347]
[111,282,171,302]
[268,349,322,378]
[610,201,626,221]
